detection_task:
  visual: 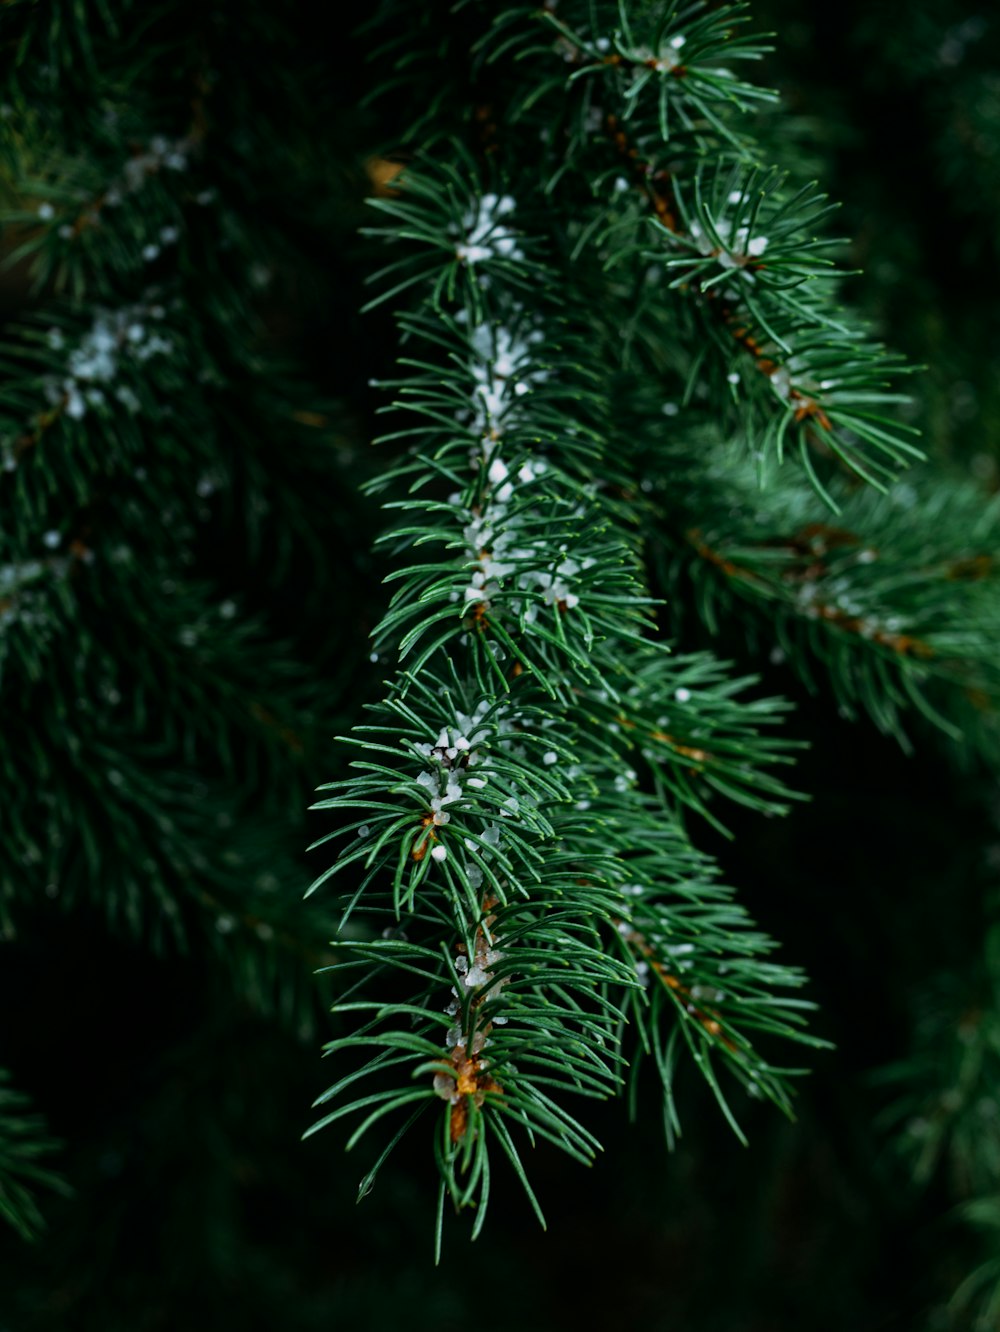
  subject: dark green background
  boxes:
[2,3,998,1328]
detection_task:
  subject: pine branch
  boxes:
[646,434,1000,756]
[477,0,921,503]
[873,926,1000,1330]
[0,1071,69,1242]
[0,0,367,1027]
[310,155,816,1232]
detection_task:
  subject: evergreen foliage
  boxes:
[0,1070,67,1241]
[3,0,1000,1328]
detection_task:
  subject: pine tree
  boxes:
[3,2,1000,1329]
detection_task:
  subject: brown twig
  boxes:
[433,896,506,1142]
[686,526,936,659]
[622,922,736,1049]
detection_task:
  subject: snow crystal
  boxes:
[455,193,522,266]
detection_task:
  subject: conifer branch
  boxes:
[310,156,816,1231]
[0,1071,69,1242]
[648,441,1000,753]
[477,1,921,503]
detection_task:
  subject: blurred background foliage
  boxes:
[2,1,1000,1329]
